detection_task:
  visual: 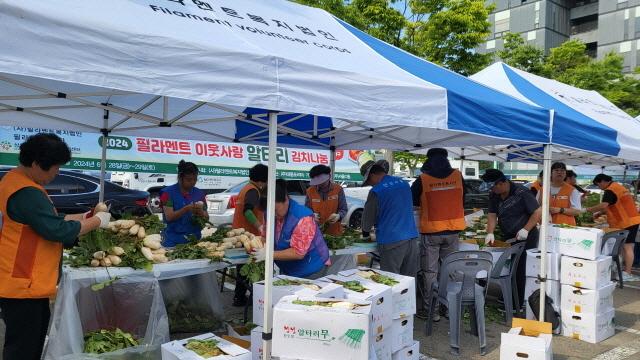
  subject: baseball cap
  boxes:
[479,169,507,191]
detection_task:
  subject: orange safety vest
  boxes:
[0,169,63,298]
[419,170,465,233]
[233,182,264,236]
[531,181,542,194]
[605,182,640,229]
[306,183,344,236]
[550,182,577,226]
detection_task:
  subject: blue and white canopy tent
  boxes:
[0,1,554,357]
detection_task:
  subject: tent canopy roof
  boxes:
[0,0,552,150]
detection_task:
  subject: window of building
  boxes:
[625,9,630,20]
[636,6,640,18]
[486,40,496,50]
[620,41,632,53]
[495,10,510,35]
[527,31,537,40]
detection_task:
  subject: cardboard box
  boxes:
[500,319,552,360]
[339,267,416,318]
[272,295,377,360]
[390,316,413,353]
[526,250,562,281]
[252,275,344,326]
[560,256,612,289]
[524,277,561,311]
[391,341,420,360]
[321,274,393,330]
[250,327,262,360]
[561,283,615,315]
[562,308,615,344]
[226,324,251,342]
[161,333,251,360]
[551,225,604,260]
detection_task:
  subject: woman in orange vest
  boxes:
[0,134,111,360]
[586,174,640,281]
[305,165,348,236]
[231,163,268,306]
[540,162,582,226]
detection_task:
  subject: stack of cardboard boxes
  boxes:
[267,268,418,360]
[551,225,615,343]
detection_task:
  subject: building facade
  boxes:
[479,0,640,73]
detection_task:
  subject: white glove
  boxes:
[251,247,266,262]
[94,212,112,229]
[370,232,376,242]
[485,233,495,245]
[327,213,340,224]
[516,228,529,241]
[314,213,320,223]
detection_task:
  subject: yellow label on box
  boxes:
[574,282,582,287]
[572,333,581,340]
[575,305,582,313]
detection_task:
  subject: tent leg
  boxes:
[262,112,278,360]
[99,107,109,203]
[538,142,553,321]
[330,141,336,181]
[460,148,465,174]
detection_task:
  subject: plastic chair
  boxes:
[601,230,628,289]
[489,242,525,325]
[425,250,493,356]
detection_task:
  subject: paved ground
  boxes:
[1,272,640,359]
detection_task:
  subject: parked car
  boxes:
[206,180,365,228]
[0,168,151,216]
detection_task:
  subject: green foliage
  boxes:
[497,32,544,74]
[393,151,426,177]
[408,0,495,75]
[240,261,266,283]
[83,328,138,354]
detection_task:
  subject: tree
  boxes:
[409,0,495,75]
[393,152,427,177]
[496,32,545,74]
[540,40,591,79]
[294,0,406,47]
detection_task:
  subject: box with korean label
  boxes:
[339,267,416,318]
[526,250,562,281]
[550,225,604,260]
[390,316,413,353]
[252,275,344,326]
[561,282,615,315]
[562,308,615,344]
[272,295,377,360]
[250,326,262,360]
[161,333,251,360]
[560,256,612,289]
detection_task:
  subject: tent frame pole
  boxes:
[99,105,109,203]
[262,112,278,360]
[538,110,554,322]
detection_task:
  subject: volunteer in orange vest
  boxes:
[305,164,353,273]
[586,174,640,281]
[410,148,465,321]
[0,133,111,360]
[537,162,582,226]
[529,171,543,197]
[305,164,347,236]
[565,169,589,199]
[231,163,268,306]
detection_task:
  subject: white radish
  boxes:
[95,202,109,213]
[90,259,100,267]
[119,229,129,235]
[93,251,106,260]
[109,247,125,256]
[141,247,154,261]
[129,224,140,236]
[144,234,162,243]
[102,257,112,267]
[152,254,168,263]
[143,237,162,250]
[226,230,235,237]
[107,255,122,266]
[137,226,146,239]
[152,248,167,255]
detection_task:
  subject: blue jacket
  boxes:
[161,183,205,247]
[371,175,418,244]
[275,199,330,278]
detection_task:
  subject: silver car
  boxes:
[206,180,364,228]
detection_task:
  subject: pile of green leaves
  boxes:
[167,301,223,333]
[462,215,504,242]
[120,213,165,235]
[370,274,399,287]
[192,216,214,230]
[292,299,334,307]
[336,280,366,293]
[65,229,116,267]
[273,278,312,286]
[83,328,138,354]
[185,339,222,357]
[168,243,221,261]
[576,211,595,227]
[582,193,601,208]
[240,261,265,283]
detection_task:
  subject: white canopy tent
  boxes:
[0,1,559,358]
